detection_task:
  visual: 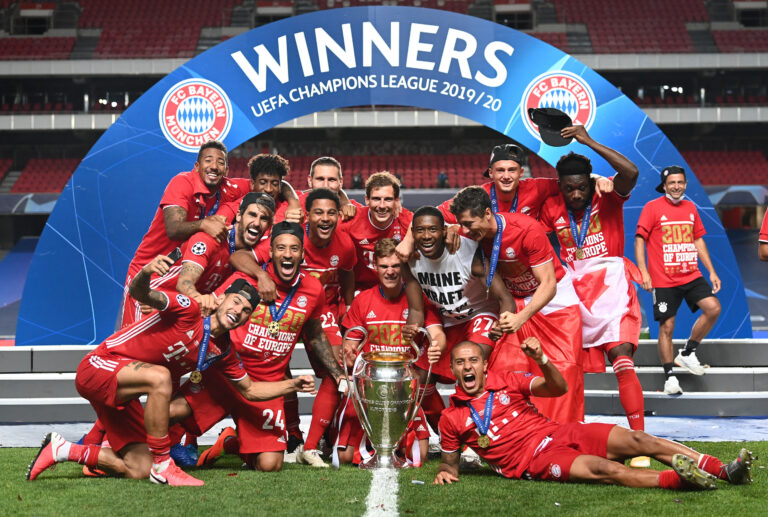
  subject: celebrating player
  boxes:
[337,238,444,466]
[538,126,647,464]
[402,206,514,431]
[27,253,314,486]
[229,189,356,460]
[146,192,277,317]
[342,172,413,292]
[450,186,584,423]
[434,341,752,490]
[169,222,346,472]
[635,166,721,395]
[119,140,245,327]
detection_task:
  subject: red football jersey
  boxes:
[302,230,357,308]
[341,207,413,291]
[439,371,559,479]
[344,285,441,355]
[222,269,326,382]
[128,171,245,276]
[94,288,245,382]
[636,197,706,288]
[438,179,560,224]
[760,213,768,243]
[539,189,628,265]
[481,212,565,297]
[152,230,237,295]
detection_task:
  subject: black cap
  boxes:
[528,107,573,147]
[483,144,526,178]
[239,192,276,215]
[655,165,686,193]
[224,278,260,309]
[270,221,304,243]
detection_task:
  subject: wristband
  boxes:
[537,354,549,366]
[337,378,348,393]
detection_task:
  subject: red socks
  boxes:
[146,434,171,465]
[419,385,445,433]
[304,376,341,450]
[612,356,645,431]
[698,454,728,480]
[658,469,682,489]
[67,443,101,468]
[284,392,302,437]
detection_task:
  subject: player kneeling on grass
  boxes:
[434,340,753,490]
[27,253,315,486]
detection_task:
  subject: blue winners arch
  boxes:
[16,6,751,345]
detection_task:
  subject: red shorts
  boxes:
[583,341,639,374]
[334,397,430,464]
[182,368,287,454]
[415,314,497,382]
[75,352,147,452]
[525,422,615,482]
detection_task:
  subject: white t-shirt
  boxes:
[409,237,498,327]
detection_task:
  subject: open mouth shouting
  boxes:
[462,371,477,391]
[242,224,263,246]
[277,258,299,282]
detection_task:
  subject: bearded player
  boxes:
[27,253,314,486]
[450,186,584,424]
[538,126,647,466]
[402,206,515,433]
[337,238,444,466]
[169,222,346,472]
[230,189,356,461]
[434,341,752,490]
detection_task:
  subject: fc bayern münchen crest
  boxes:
[520,70,596,143]
[159,78,233,153]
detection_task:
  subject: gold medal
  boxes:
[190,370,203,384]
[477,435,490,448]
[268,320,281,337]
[575,248,585,260]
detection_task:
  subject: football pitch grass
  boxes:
[2,441,764,516]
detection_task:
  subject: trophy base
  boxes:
[358,452,409,470]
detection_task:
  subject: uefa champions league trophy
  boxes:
[342,326,432,469]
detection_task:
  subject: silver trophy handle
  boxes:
[408,326,433,426]
[341,325,375,438]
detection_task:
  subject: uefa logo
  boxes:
[159,78,233,153]
[520,70,596,143]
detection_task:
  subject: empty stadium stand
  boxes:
[7,148,766,194]
[1,0,767,59]
[0,36,75,60]
[10,158,80,193]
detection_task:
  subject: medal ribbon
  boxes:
[228,224,236,255]
[200,191,221,219]
[194,316,221,373]
[264,263,302,328]
[490,185,518,214]
[567,202,592,253]
[468,391,495,437]
[480,214,504,292]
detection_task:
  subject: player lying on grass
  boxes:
[434,340,753,490]
[26,253,315,486]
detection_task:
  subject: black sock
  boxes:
[681,339,699,356]
[663,362,674,378]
